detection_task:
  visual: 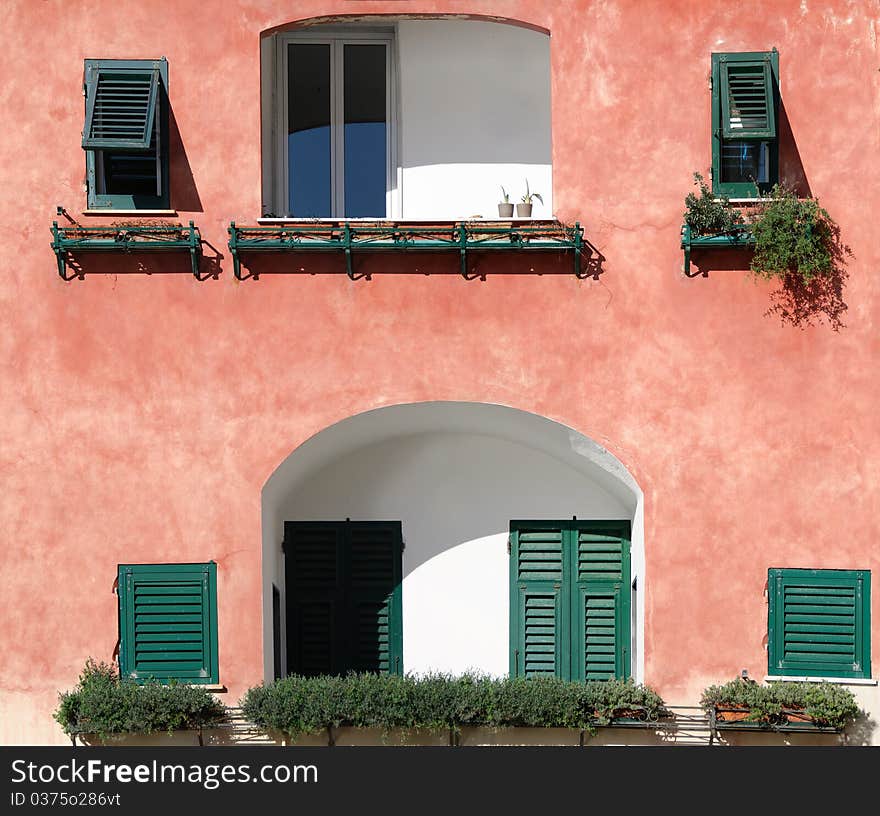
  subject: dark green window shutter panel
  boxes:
[284,520,403,677]
[769,568,871,679]
[83,61,162,150]
[347,522,403,674]
[117,562,219,684]
[285,522,343,676]
[720,58,776,140]
[509,525,566,678]
[572,524,631,681]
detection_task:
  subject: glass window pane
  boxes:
[720,140,768,185]
[343,44,387,218]
[288,43,331,217]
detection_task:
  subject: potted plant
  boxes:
[516,179,543,218]
[498,187,514,218]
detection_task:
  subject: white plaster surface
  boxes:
[396,20,552,219]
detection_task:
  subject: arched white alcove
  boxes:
[261,402,644,681]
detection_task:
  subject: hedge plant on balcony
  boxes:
[54,659,227,739]
[700,678,860,731]
[240,673,668,739]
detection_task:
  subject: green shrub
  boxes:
[241,673,667,738]
[54,659,227,738]
[683,172,744,236]
[750,183,837,285]
[700,678,860,730]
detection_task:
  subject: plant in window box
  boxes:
[700,677,860,731]
[516,179,543,218]
[683,172,747,237]
[498,186,514,218]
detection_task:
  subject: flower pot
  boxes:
[516,203,533,218]
[715,706,752,723]
[498,202,514,217]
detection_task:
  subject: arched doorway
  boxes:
[262,402,644,681]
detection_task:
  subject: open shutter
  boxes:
[510,524,566,678]
[347,522,403,674]
[118,562,218,684]
[720,56,776,140]
[284,522,343,676]
[769,569,871,679]
[83,60,164,150]
[572,524,631,681]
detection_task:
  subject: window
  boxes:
[768,568,871,679]
[284,520,403,676]
[509,520,631,680]
[711,50,778,197]
[83,58,169,209]
[274,30,393,218]
[117,562,219,684]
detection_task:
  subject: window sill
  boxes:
[764,676,876,686]
[188,684,227,693]
[82,209,178,217]
[256,217,555,225]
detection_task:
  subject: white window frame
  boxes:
[272,27,398,219]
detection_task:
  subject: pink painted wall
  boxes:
[1,0,879,743]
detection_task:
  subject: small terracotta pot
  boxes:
[516,202,533,218]
[498,202,514,217]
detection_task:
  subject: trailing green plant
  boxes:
[700,678,860,730]
[53,659,227,738]
[683,172,744,235]
[241,673,667,738]
[750,183,837,285]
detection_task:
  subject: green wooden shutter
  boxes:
[572,524,631,681]
[347,522,403,675]
[720,58,776,140]
[83,60,163,150]
[510,524,566,678]
[284,522,343,676]
[117,562,218,684]
[769,568,871,679]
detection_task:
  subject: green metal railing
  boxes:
[51,221,202,279]
[680,223,755,276]
[228,220,588,280]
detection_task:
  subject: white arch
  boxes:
[261,402,645,681]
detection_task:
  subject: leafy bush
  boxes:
[700,678,860,730]
[750,183,837,285]
[683,172,744,236]
[241,673,667,738]
[54,659,227,738]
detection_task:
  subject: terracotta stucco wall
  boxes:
[1,0,879,744]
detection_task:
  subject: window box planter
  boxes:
[50,220,202,279]
[228,220,589,280]
[680,223,755,275]
[701,679,860,735]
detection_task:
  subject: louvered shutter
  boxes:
[83,60,165,150]
[769,569,871,679]
[720,56,776,140]
[284,520,403,676]
[284,522,343,676]
[347,522,403,674]
[118,563,218,684]
[572,524,631,681]
[510,525,566,678]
